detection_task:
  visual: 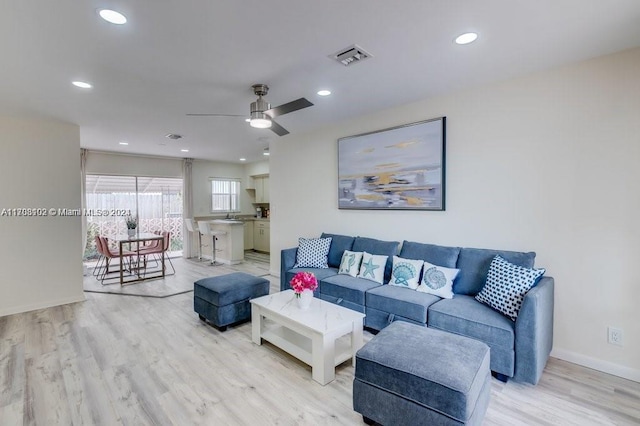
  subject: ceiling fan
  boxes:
[187,84,313,136]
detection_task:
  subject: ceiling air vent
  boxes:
[165,133,183,140]
[330,44,373,66]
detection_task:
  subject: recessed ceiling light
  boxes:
[98,9,127,25]
[181,149,189,153]
[263,151,270,156]
[72,81,92,89]
[239,158,246,162]
[317,90,331,96]
[119,142,128,145]
[455,32,478,45]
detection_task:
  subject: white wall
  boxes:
[271,48,640,381]
[86,151,183,177]
[244,160,269,179]
[0,116,84,316]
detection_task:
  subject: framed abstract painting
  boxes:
[338,117,446,210]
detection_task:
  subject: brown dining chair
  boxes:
[138,231,175,275]
[92,235,105,277]
[98,236,135,284]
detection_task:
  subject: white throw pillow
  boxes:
[416,261,460,299]
[357,252,388,284]
[475,255,545,321]
[389,256,424,290]
[338,250,364,277]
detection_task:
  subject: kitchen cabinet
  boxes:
[253,221,270,253]
[244,221,254,250]
[254,176,270,203]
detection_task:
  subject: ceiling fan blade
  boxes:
[264,98,313,118]
[269,120,289,136]
[186,113,246,117]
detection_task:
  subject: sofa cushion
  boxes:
[366,285,441,324]
[475,255,546,321]
[454,247,536,295]
[399,240,461,268]
[352,237,400,282]
[428,295,515,350]
[356,252,388,284]
[389,256,424,290]
[285,267,338,292]
[428,295,516,377]
[320,274,382,306]
[416,261,460,299]
[338,250,364,277]
[321,232,355,268]
[294,237,332,268]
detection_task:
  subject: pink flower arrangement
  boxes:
[290,271,318,298]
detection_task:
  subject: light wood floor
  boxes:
[1,257,639,425]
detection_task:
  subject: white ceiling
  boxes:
[2,1,640,163]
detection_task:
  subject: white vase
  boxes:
[297,289,313,310]
[127,228,136,237]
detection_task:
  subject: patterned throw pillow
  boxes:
[416,261,460,299]
[389,256,424,290]
[293,237,332,268]
[338,250,364,277]
[475,255,545,321]
[357,252,388,284]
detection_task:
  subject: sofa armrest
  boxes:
[280,247,298,291]
[513,276,554,384]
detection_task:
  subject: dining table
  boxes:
[114,232,165,285]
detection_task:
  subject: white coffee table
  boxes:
[250,290,365,385]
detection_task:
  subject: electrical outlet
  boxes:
[608,326,624,346]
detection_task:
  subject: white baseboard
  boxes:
[0,294,86,318]
[551,348,640,383]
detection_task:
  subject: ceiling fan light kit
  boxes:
[250,115,272,129]
[250,86,273,129]
[188,83,313,138]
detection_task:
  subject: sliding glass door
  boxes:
[83,175,183,261]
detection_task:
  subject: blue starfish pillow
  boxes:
[356,252,388,284]
[389,256,424,290]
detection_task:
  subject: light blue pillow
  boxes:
[475,255,545,321]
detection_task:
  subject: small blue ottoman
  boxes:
[353,321,491,426]
[194,272,270,331]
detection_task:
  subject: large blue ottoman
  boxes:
[353,321,491,426]
[194,272,270,331]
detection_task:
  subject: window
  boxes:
[210,178,240,212]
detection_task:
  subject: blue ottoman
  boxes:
[353,321,491,426]
[194,272,270,331]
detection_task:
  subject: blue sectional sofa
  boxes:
[280,233,554,385]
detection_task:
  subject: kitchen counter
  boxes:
[211,219,244,225]
[205,220,245,264]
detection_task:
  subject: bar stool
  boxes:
[184,218,201,259]
[197,221,226,266]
